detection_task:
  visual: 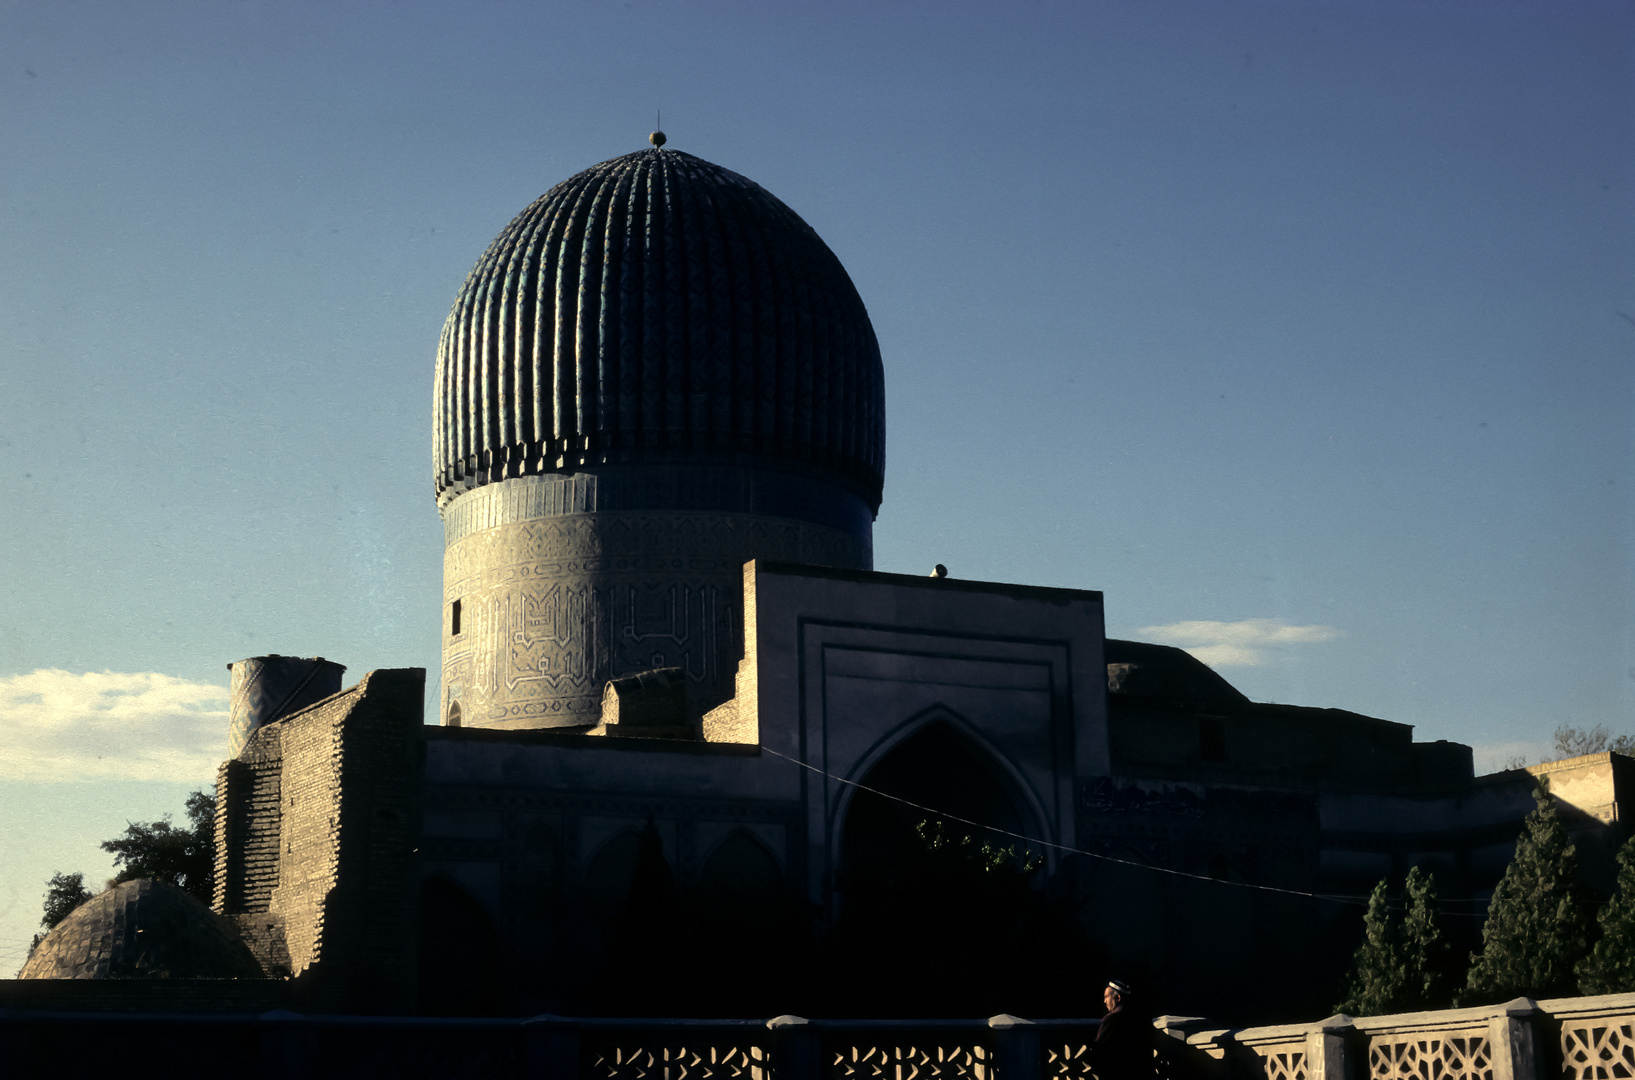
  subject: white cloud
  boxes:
[1137,618,1343,668]
[0,670,227,782]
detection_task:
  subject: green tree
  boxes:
[1577,834,1635,994]
[1399,865,1456,1010]
[1464,782,1590,1003]
[40,871,92,930]
[101,788,216,903]
[1336,879,1404,1015]
[1337,867,1457,1015]
[22,870,96,971]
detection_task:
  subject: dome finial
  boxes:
[649,130,666,148]
[650,108,666,148]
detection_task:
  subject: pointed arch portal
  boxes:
[838,719,1039,888]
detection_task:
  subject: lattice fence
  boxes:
[1366,1034,1491,1080]
[831,1040,991,1080]
[1563,1020,1635,1080]
[587,1040,769,1080]
[1255,1045,1309,1080]
[1045,1040,1095,1080]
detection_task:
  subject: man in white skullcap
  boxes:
[1092,978,1153,1080]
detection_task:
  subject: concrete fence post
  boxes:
[989,1014,1040,1080]
[520,1015,579,1079]
[1304,1016,1353,1080]
[1153,1016,1221,1080]
[0,1010,28,1076]
[1488,998,1544,1080]
[255,1009,317,1080]
[769,1014,820,1080]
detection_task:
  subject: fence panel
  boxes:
[829,1034,992,1080]
[1561,1021,1635,1080]
[1366,1030,1492,1080]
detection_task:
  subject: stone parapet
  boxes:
[0,998,1628,1078]
[1178,993,1635,1080]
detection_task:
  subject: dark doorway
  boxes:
[829,721,1084,1016]
[839,720,1033,884]
[417,876,501,1016]
[700,831,783,902]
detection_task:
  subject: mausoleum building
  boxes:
[24,137,1628,1022]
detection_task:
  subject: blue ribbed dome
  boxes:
[433,147,886,511]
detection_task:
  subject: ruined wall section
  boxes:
[214,722,292,976]
[268,682,354,980]
[325,667,423,1012]
[210,669,424,1011]
[235,669,423,1012]
[215,726,284,913]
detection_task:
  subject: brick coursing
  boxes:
[216,726,285,916]
[206,668,424,1013]
[229,912,291,978]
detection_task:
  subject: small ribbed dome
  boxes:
[433,147,885,511]
[19,879,264,980]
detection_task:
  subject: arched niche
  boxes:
[699,830,783,902]
[581,823,681,1014]
[837,715,1043,889]
[827,716,1063,1017]
[583,824,675,927]
[582,830,643,922]
[417,875,500,1016]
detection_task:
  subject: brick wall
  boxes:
[250,669,425,1013]
[330,668,422,1012]
[208,668,425,1013]
[216,726,285,915]
[270,682,352,980]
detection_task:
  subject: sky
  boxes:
[0,0,1630,971]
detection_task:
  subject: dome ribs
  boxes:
[466,229,508,480]
[713,171,757,444]
[693,183,736,447]
[495,205,530,455]
[434,317,454,486]
[783,208,820,458]
[544,182,582,453]
[639,158,666,446]
[449,247,482,480]
[433,147,885,509]
[735,178,780,448]
[616,164,646,453]
[514,194,557,462]
[657,155,688,442]
[589,167,627,448]
[481,212,529,477]
[809,237,846,467]
[673,158,720,446]
[759,197,800,457]
[561,177,602,452]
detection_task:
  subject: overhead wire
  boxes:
[758,743,1497,919]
